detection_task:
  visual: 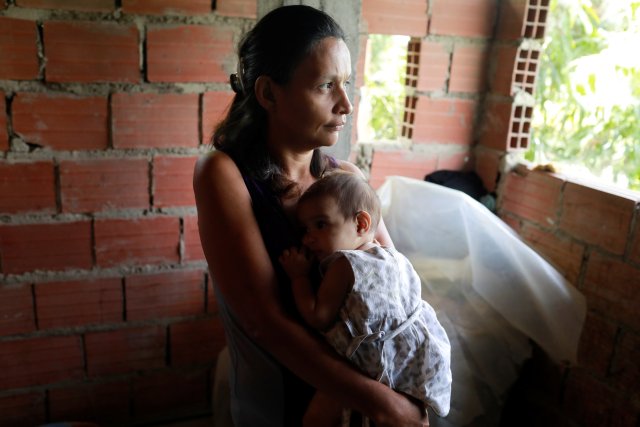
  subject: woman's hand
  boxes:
[371,390,429,427]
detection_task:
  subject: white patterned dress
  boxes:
[322,246,452,416]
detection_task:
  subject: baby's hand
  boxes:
[279,247,311,279]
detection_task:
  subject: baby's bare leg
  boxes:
[303,391,344,427]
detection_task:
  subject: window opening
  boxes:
[526,0,640,191]
[357,34,411,143]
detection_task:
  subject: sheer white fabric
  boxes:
[377,176,586,426]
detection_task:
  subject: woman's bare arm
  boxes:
[194,151,426,426]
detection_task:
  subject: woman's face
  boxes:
[268,37,353,151]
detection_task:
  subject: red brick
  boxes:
[362,0,427,36]
[474,149,500,192]
[44,21,139,83]
[0,336,84,388]
[85,325,165,376]
[153,155,198,208]
[0,392,46,427]
[123,0,211,14]
[0,221,92,274]
[496,0,528,40]
[610,329,640,393]
[35,277,122,329]
[436,150,471,171]
[0,93,7,151]
[575,312,617,377]
[12,92,108,150]
[450,44,489,93]
[559,182,637,255]
[125,270,205,321]
[170,317,225,366]
[519,225,584,285]
[430,0,497,38]
[369,150,438,189]
[95,216,180,268]
[133,370,209,420]
[49,380,131,425]
[499,170,564,226]
[416,41,450,92]
[112,93,199,149]
[0,284,35,336]
[563,369,617,427]
[147,25,234,83]
[17,0,114,11]
[215,0,257,18]
[478,99,512,150]
[583,252,640,329]
[60,158,149,213]
[183,215,205,262]
[0,17,39,80]
[202,91,234,143]
[491,45,518,95]
[631,221,640,264]
[0,161,56,214]
[412,97,476,145]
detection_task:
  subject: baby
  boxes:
[280,171,452,427]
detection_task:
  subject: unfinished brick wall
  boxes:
[361,0,499,188]
[499,169,640,426]
[0,1,252,425]
[361,1,640,426]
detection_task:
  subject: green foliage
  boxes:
[528,0,640,191]
[364,35,409,141]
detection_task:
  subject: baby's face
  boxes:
[297,195,359,261]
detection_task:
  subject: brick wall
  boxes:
[361,0,499,188]
[360,1,640,426]
[498,168,640,426]
[0,1,250,425]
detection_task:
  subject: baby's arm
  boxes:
[280,249,354,331]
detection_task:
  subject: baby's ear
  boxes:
[355,211,372,235]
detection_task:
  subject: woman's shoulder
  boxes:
[193,150,248,203]
[194,150,240,185]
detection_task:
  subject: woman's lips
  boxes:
[325,122,345,131]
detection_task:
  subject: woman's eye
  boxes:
[319,82,333,90]
[315,221,326,229]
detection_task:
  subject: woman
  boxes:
[193,5,428,426]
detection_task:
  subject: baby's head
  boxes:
[296,171,381,259]
[300,171,381,228]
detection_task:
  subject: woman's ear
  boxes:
[254,75,276,110]
[355,211,372,235]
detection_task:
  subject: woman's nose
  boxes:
[335,86,353,116]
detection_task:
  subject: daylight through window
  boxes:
[527,0,640,191]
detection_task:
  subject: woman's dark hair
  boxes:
[211,5,346,197]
